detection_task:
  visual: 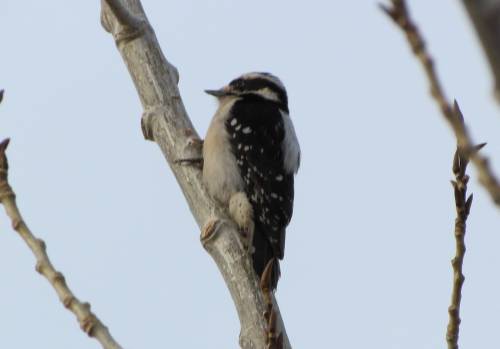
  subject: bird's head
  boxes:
[205,72,288,110]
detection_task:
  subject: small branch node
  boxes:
[114,20,149,48]
[37,238,46,251]
[101,0,148,47]
[141,106,168,141]
[63,295,75,309]
[80,314,97,335]
[51,271,66,285]
[35,261,44,274]
[140,117,154,142]
[11,217,22,230]
[169,65,180,85]
[200,219,222,248]
[0,138,9,152]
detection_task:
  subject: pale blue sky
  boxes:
[1,1,500,348]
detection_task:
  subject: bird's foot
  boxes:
[239,227,255,255]
[174,157,203,167]
[183,128,204,147]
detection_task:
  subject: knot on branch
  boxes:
[0,138,10,175]
[51,271,66,285]
[0,139,14,202]
[170,65,180,85]
[200,219,225,249]
[63,295,76,309]
[35,261,45,274]
[114,21,150,47]
[80,312,98,335]
[100,0,150,47]
[141,107,164,141]
[141,106,187,142]
[0,181,14,202]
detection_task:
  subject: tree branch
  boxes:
[100,1,291,348]
[0,139,123,349]
[446,143,478,349]
[381,0,500,207]
[102,0,142,29]
[461,0,500,100]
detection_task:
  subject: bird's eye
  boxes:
[230,79,245,91]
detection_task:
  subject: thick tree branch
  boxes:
[381,0,500,207]
[461,0,500,100]
[0,139,122,349]
[100,1,290,348]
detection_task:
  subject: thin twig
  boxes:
[0,138,122,349]
[381,0,500,207]
[446,142,479,349]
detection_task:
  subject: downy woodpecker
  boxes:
[203,72,300,289]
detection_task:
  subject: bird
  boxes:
[202,72,300,290]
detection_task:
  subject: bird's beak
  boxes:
[205,86,232,97]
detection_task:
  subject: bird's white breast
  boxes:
[281,110,301,174]
[203,98,244,204]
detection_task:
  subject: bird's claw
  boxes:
[176,129,203,168]
[174,157,203,168]
[239,227,255,255]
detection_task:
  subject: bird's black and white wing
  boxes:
[225,95,297,281]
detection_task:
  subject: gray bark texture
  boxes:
[100,1,291,348]
[462,0,500,99]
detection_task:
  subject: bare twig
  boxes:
[461,0,500,101]
[0,139,122,349]
[381,0,500,207]
[446,142,480,349]
[100,1,291,348]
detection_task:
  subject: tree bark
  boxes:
[100,1,291,348]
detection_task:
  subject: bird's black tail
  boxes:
[252,225,281,290]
